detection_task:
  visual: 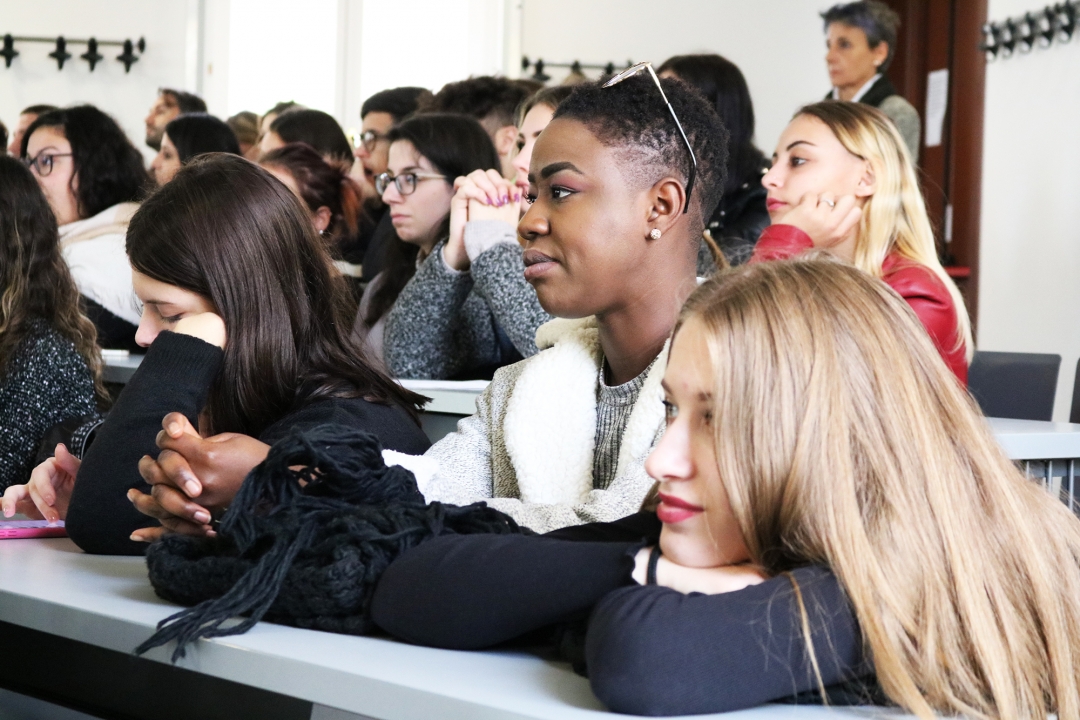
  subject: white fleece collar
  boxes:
[503,316,667,505]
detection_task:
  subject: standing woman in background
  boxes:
[659,54,770,269]
[755,100,969,383]
[821,0,920,160]
[0,157,104,490]
[22,105,150,351]
[149,113,241,187]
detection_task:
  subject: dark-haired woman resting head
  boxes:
[659,53,770,270]
[2,154,430,555]
[22,105,150,350]
[0,157,105,491]
[372,257,1080,718]
[150,113,241,187]
[365,113,550,378]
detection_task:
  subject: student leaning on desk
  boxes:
[373,257,1080,718]
[1,154,430,553]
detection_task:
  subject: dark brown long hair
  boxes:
[125,153,425,436]
[0,156,105,399]
[362,113,501,326]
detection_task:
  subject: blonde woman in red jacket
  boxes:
[753,100,970,384]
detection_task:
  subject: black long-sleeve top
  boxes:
[371,512,881,716]
[66,331,430,556]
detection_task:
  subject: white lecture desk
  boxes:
[0,538,920,720]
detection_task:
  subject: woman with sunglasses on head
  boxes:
[753,100,970,384]
[149,113,241,187]
[361,112,550,379]
[1,154,430,555]
[373,256,1080,717]
[0,157,106,491]
[122,68,726,542]
[386,87,575,380]
[22,106,150,351]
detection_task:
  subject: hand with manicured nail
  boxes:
[1,444,81,523]
[129,412,270,542]
[445,169,521,271]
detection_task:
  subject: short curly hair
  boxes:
[821,1,902,72]
[553,73,729,229]
[424,76,533,131]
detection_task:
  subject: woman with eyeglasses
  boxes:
[385,89,575,380]
[0,157,105,491]
[149,113,241,187]
[753,100,970,384]
[1,154,430,554]
[372,256,1080,717]
[22,105,150,351]
[358,112,549,378]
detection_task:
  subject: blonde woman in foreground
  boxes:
[371,257,1080,718]
[755,100,971,384]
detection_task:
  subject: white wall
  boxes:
[0,0,193,161]
[978,0,1080,421]
[519,0,831,155]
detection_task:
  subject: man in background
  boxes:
[145,88,206,151]
[7,104,58,156]
[422,76,532,179]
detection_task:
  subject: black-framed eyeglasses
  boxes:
[375,170,448,196]
[603,61,697,214]
[24,152,73,178]
[359,130,388,152]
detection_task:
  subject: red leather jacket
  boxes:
[750,225,968,385]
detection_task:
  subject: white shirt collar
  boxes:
[830,73,882,102]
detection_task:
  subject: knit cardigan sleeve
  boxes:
[466,221,551,358]
[383,239,498,379]
[0,325,98,490]
[66,332,221,556]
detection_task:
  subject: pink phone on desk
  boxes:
[0,520,67,539]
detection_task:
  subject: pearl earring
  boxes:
[649,229,662,240]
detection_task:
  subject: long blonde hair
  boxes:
[797,100,972,359]
[680,257,1080,720]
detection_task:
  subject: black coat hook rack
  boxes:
[521,56,632,83]
[1,34,146,72]
[981,1,1076,60]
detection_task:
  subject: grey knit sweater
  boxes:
[383,222,551,379]
[0,320,98,490]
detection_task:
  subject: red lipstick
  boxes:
[656,493,703,524]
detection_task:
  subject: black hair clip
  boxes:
[1018,12,1037,52]
[81,37,103,71]
[980,22,1001,60]
[48,36,72,70]
[1055,1,1077,42]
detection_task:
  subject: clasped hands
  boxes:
[443,169,522,272]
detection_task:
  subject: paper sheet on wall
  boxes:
[925,68,950,148]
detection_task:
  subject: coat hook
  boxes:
[117,38,139,72]
[1,34,18,68]
[48,36,72,70]
[81,37,103,71]
[531,58,550,82]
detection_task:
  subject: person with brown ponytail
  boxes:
[0,156,105,490]
[260,142,373,281]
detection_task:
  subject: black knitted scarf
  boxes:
[136,425,526,661]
